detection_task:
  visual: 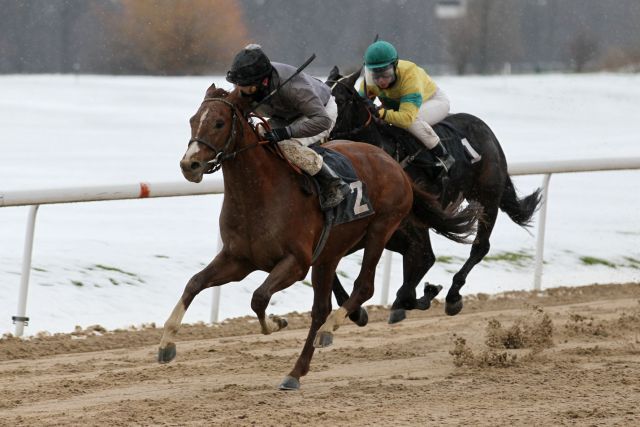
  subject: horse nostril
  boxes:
[190,161,201,170]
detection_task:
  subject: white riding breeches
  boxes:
[406,87,451,149]
[277,96,338,175]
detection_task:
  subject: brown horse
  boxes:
[158,84,476,390]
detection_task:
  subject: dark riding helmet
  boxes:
[226,44,273,86]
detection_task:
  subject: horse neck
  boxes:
[220,121,293,205]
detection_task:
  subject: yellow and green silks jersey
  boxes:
[359,60,437,129]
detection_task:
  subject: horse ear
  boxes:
[326,66,341,84]
[205,83,217,99]
[345,67,362,88]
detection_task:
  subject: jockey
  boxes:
[360,40,455,172]
[226,44,351,210]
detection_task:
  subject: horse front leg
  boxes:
[279,262,335,391]
[251,254,309,335]
[158,251,253,363]
[446,203,498,315]
[388,228,438,324]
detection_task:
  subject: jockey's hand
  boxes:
[264,127,291,143]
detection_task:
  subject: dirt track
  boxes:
[1,283,639,426]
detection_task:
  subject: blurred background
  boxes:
[1,0,639,77]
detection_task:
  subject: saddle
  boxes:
[378,118,481,185]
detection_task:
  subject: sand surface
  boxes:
[1,283,639,426]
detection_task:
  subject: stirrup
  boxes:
[320,183,350,210]
[436,156,455,173]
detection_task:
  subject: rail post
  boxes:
[14,205,40,337]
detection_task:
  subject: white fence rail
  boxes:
[3,157,640,337]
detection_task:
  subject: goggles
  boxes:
[365,64,396,87]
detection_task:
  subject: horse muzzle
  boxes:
[180,158,205,183]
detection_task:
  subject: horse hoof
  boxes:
[415,297,431,311]
[274,316,288,330]
[313,331,334,348]
[349,307,369,327]
[424,283,443,299]
[445,299,463,316]
[278,375,300,391]
[388,309,406,324]
[158,343,176,363]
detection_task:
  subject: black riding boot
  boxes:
[314,163,351,210]
[430,141,455,173]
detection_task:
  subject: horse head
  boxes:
[180,84,251,182]
[326,66,396,155]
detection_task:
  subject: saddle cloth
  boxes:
[311,145,375,225]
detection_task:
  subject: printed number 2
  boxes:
[350,181,370,215]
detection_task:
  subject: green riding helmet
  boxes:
[364,40,398,70]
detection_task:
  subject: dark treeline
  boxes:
[1,0,639,75]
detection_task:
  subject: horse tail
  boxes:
[410,182,479,244]
[499,175,542,227]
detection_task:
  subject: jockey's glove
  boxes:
[264,127,291,143]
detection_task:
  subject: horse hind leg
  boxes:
[445,203,499,316]
[158,252,252,363]
[280,262,336,390]
[332,274,368,327]
[315,223,393,347]
[251,254,308,335]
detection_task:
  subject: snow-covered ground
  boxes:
[1,73,639,336]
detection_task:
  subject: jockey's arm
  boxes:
[286,85,332,138]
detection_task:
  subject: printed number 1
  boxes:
[350,181,370,215]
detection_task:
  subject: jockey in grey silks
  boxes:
[226,44,350,210]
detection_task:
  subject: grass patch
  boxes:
[579,256,617,268]
[301,280,312,287]
[32,267,48,272]
[436,255,464,264]
[90,264,145,283]
[623,256,640,269]
[484,250,533,267]
[337,270,350,279]
[154,254,170,259]
[109,278,120,286]
[70,280,84,287]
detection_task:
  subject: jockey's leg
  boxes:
[277,139,350,210]
[407,88,455,173]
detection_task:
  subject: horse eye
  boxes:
[215,120,224,129]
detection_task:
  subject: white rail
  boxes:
[2,158,640,336]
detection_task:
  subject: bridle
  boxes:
[326,78,373,140]
[188,97,265,174]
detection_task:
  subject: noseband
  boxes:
[188,97,242,174]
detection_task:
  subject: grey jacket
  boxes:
[254,62,332,138]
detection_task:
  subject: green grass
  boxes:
[90,264,145,283]
[484,250,533,267]
[71,280,84,287]
[623,256,640,269]
[579,256,617,268]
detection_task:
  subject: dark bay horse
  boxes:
[158,84,477,390]
[326,67,542,322]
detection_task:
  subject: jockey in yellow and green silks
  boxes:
[359,40,455,172]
